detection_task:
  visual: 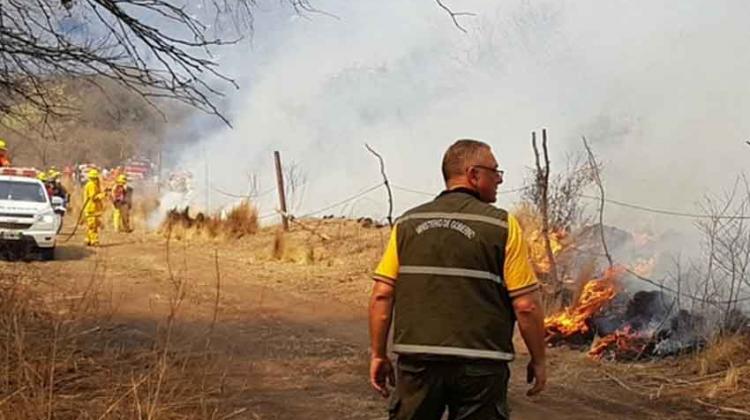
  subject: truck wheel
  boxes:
[40,247,55,261]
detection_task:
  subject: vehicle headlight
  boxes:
[35,212,55,225]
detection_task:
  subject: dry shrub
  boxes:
[158,200,258,241]
[692,334,749,376]
[607,333,750,414]
[224,201,258,238]
[0,265,228,418]
[694,336,750,400]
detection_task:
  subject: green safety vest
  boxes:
[393,189,514,361]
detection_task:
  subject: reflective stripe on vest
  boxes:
[396,212,508,229]
[399,265,503,285]
[392,344,515,361]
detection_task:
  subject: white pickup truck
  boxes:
[0,174,63,260]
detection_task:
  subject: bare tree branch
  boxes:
[434,0,475,33]
[531,129,560,290]
[0,0,302,127]
[581,135,613,268]
[365,143,393,227]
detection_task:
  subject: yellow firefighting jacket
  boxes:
[83,180,104,216]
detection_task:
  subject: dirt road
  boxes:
[17,223,711,419]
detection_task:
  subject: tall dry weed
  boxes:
[158,200,258,241]
[693,334,748,376]
[224,201,258,238]
[0,257,229,418]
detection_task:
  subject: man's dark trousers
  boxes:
[388,356,510,420]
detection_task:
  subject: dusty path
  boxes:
[24,225,711,419]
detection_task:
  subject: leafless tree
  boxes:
[521,132,598,305]
[283,160,307,213]
[1,0,471,135]
[0,0,324,128]
[529,129,560,293]
[523,151,597,236]
[694,176,750,324]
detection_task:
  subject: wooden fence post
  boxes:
[274,151,289,231]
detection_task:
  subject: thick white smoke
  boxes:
[161,0,750,251]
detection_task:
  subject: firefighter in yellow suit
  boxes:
[83,169,105,246]
[111,174,132,233]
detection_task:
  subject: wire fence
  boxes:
[242,178,750,307]
[244,178,750,223]
[148,170,750,310]
[391,183,750,220]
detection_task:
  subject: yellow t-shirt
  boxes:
[373,213,539,298]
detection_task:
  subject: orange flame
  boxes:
[588,326,649,360]
[544,266,624,341]
[527,228,565,274]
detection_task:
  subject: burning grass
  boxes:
[159,201,258,241]
[544,266,621,346]
[542,263,749,415]
[544,266,713,361]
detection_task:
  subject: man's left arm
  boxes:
[512,290,546,396]
[504,214,546,396]
[369,280,395,397]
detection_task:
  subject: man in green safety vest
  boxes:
[369,139,546,420]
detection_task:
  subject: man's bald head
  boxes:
[441,139,492,183]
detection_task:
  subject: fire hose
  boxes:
[60,187,111,243]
